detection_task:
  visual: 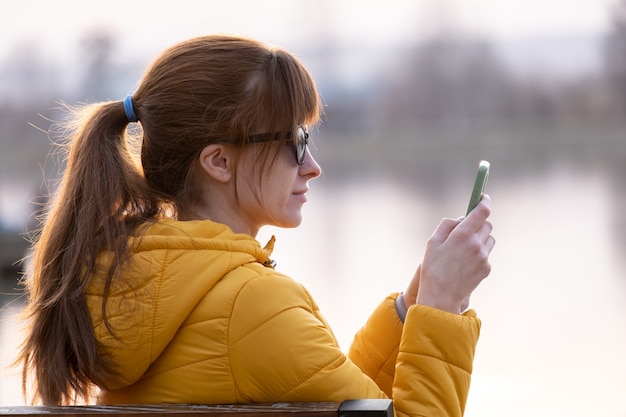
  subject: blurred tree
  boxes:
[0,41,58,108]
[383,34,514,134]
[0,41,58,182]
[78,29,118,101]
[604,0,626,116]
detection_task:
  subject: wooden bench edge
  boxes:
[0,399,393,417]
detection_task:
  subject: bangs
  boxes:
[246,48,322,140]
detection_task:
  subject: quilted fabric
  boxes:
[86,219,481,417]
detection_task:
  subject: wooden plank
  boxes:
[0,400,393,417]
[0,403,338,417]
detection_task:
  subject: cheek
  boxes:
[236,145,297,207]
[261,179,291,208]
[235,173,284,211]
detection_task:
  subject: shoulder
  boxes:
[224,265,321,339]
[232,264,317,314]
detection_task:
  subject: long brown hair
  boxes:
[17,34,322,405]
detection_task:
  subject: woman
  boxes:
[18,35,495,417]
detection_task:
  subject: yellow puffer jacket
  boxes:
[86,219,481,417]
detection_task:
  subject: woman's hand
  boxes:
[413,195,495,314]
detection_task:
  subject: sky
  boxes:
[0,0,617,62]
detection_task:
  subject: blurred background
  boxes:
[1,0,625,415]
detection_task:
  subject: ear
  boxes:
[198,144,234,183]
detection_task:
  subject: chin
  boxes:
[274,214,303,229]
[280,220,302,229]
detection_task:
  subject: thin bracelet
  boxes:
[395,293,408,323]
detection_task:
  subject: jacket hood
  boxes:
[86,219,275,390]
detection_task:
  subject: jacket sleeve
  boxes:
[393,305,481,417]
[228,271,388,402]
[229,271,481,417]
[349,294,481,417]
[347,294,404,396]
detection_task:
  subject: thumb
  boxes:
[429,217,463,246]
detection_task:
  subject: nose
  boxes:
[300,147,322,179]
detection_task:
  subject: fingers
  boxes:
[461,194,491,232]
[429,217,463,246]
[478,219,494,246]
[418,194,495,314]
[449,195,493,246]
[475,196,495,254]
[428,195,493,251]
[484,235,496,255]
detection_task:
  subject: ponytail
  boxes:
[18,100,160,405]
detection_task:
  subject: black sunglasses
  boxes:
[247,125,309,166]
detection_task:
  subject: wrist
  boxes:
[416,291,461,314]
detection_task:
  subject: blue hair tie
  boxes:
[123,95,138,123]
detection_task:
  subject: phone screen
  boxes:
[466,160,490,215]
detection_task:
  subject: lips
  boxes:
[292,190,308,202]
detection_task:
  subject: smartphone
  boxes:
[466,160,490,215]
